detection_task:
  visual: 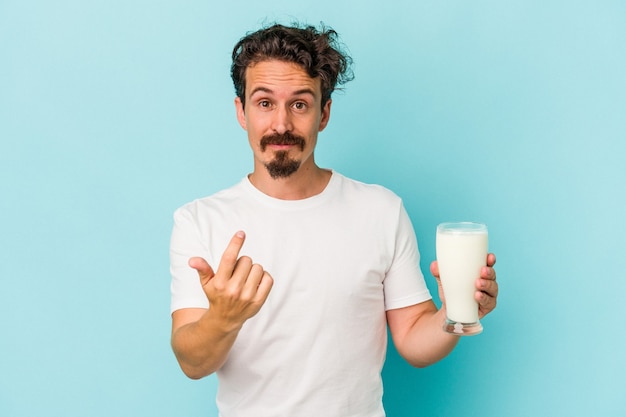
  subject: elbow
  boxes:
[182,367,209,380]
[172,349,214,380]
[396,347,444,369]
[408,358,436,369]
[177,360,214,380]
[171,338,214,380]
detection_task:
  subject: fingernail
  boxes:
[236,230,245,238]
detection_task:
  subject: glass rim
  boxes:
[437,222,488,233]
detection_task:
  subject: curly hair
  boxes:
[231,23,354,109]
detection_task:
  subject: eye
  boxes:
[258,100,272,109]
[293,101,307,111]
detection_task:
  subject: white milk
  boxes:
[436,224,488,324]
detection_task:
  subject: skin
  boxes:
[236,60,333,200]
[386,255,497,367]
[171,60,499,379]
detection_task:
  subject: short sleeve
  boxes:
[383,203,432,310]
[169,206,210,313]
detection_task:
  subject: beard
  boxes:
[260,132,306,179]
[265,151,301,179]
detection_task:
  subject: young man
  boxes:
[170,24,498,417]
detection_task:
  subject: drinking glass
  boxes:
[436,222,488,335]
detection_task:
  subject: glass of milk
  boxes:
[436,222,488,336]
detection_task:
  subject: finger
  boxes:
[231,255,254,287]
[429,261,446,303]
[476,277,499,298]
[254,271,274,304]
[241,271,273,319]
[188,257,215,286]
[486,253,496,267]
[429,260,439,278]
[240,263,266,299]
[476,290,497,314]
[216,231,246,279]
[480,265,497,281]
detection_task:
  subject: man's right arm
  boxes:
[171,308,242,379]
[170,231,273,379]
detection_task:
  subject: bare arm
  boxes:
[170,231,273,379]
[386,300,459,368]
[387,254,498,368]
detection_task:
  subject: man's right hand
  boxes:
[171,231,273,379]
[188,230,273,330]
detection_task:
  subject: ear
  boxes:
[318,99,332,132]
[235,97,247,130]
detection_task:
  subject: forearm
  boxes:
[405,308,460,367]
[171,309,242,379]
[389,303,460,368]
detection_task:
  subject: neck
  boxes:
[248,163,332,200]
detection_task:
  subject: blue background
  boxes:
[1,1,625,416]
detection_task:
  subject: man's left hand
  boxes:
[475,253,498,318]
[430,253,499,319]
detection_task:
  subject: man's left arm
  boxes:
[386,254,498,368]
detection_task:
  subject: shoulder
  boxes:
[334,172,403,205]
[173,179,247,220]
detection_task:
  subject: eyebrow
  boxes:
[249,86,317,98]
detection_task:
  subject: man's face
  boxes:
[235,60,331,179]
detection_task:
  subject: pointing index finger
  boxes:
[216,231,246,278]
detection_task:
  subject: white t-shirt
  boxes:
[170,171,432,417]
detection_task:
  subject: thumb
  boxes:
[430,260,440,278]
[430,260,446,304]
[188,257,215,286]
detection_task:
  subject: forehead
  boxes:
[245,60,321,98]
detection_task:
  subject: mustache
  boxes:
[260,132,306,151]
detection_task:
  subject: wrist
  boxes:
[200,307,245,335]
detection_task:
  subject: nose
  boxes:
[271,105,293,134]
